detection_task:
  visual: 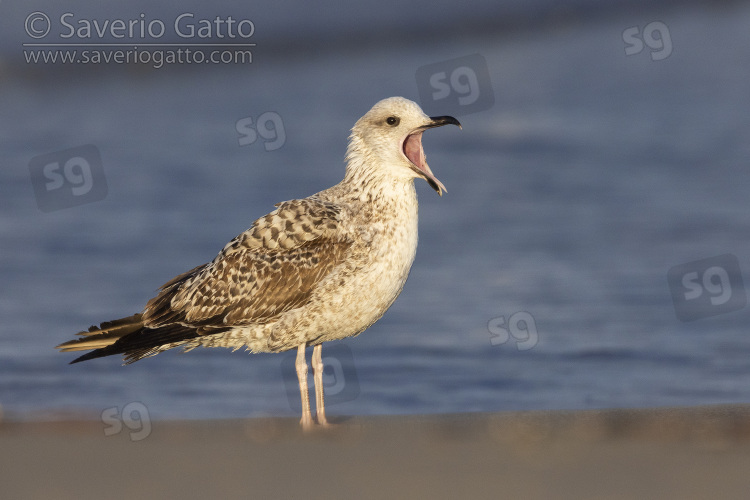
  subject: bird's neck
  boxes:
[338,139,418,208]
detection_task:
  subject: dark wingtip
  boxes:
[69,351,100,364]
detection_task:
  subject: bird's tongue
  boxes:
[404,132,447,194]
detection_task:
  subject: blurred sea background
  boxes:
[2,0,750,420]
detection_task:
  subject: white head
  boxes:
[345,97,461,196]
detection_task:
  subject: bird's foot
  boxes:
[300,414,315,431]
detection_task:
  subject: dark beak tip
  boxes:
[429,115,462,129]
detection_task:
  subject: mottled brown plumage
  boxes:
[57,97,460,428]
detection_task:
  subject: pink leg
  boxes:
[312,344,329,426]
[295,344,313,430]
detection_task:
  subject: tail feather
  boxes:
[57,314,144,354]
[75,314,145,338]
[56,314,146,363]
[57,313,231,364]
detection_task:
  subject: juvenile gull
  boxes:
[57,97,461,429]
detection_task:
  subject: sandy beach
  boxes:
[3,404,750,499]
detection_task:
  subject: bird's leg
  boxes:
[295,344,313,430]
[312,344,329,426]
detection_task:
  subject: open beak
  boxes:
[402,116,461,196]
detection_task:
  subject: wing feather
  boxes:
[142,197,351,329]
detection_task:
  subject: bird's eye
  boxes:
[386,116,400,126]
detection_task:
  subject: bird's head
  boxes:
[347,97,461,196]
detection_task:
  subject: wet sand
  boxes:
[2,404,750,499]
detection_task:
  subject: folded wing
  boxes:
[57,198,352,363]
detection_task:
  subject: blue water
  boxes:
[2,0,750,421]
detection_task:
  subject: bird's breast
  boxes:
[299,188,421,342]
[260,182,424,351]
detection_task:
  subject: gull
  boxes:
[57,97,461,429]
